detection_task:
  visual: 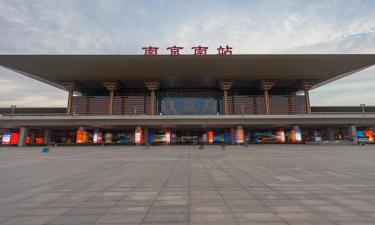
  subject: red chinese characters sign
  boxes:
[191,45,208,55]
[142,46,159,55]
[217,45,233,55]
[142,45,232,55]
[167,45,183,55]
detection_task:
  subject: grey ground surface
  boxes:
[0,145,375,225]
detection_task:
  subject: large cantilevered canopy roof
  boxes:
[0,54,375,92]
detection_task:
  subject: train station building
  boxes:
[0,54,375,146]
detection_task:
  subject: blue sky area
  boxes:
[0,0,374,107]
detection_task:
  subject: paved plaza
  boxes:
[0,145,375,225]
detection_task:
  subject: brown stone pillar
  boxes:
[230,127,236,145]
[300,81,315,114]
[151,90,156,115]
[257,81,276,115]
[67,90,73,115]
[217,80,234,115]
[304,89,311,114]
[144,81,160,115]
[223,89,228,114]
[103,81,119,116]
[264,89,270,115]
[62,82,75,116]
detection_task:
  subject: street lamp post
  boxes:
[360,104,366,113]
[10,105,17,116]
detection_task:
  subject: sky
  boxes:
[0,0,374,107]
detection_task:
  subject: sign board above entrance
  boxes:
[142,45,233,56]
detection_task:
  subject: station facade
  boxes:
[0,54,375,146]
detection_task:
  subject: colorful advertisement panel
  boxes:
[290,129,302,142]
[76,130,88,144]
[105,133,113,143]
[208,131,214,143]
[10,132,19,145]
[35,137,44,144]
[165,131,171,144]
[365,130,374,143]
[1,132,11,145]
[275,129,285,143]
[135,130,143,144]
[93,129,103,144]
[236,128,244,144]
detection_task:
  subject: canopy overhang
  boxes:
[0,54,374,92]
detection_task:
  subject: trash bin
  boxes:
[42,146,49,153]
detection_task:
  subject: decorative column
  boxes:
[230,127,236,145]
[18,126,28,147]
[257,81,276,115]
[30,131,36,144]
[217,80,234,115]
[144,81,160,115]
[349,125,358,145]
[44,128,51,144]
[103,81,119,116]
[144,128,149,145]
[62,82,75,116]
[326,128,334,141]
[301,81,315,114]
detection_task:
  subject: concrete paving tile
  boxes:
[25,207,71,216]
[1,215,57,225]
[238,222,288,225]
[95,214,144,224]
[75,200,117,208]
[1,146,375,224]
[64,207,110,215]
[191,206,230,213]
[235,212,282,222]
[324,213,374,223]
[142,223,188,225]
[153,199,188,206]
[0,208,30,217]
[277,212,330,223]
[106,206,150,214]
[229,204,271,213]
[47,214,102,224]
[268,205,312,213]
[336,222,375,225]
[191,213,236,223]
[144,213,189,223]
[117,200,154,207]
[0,217,13,224]
[286,221,337,225]
[148,206,189,214]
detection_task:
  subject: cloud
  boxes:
[0,0,375,107]
[0,68,67,107]
[284,29,375,106]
